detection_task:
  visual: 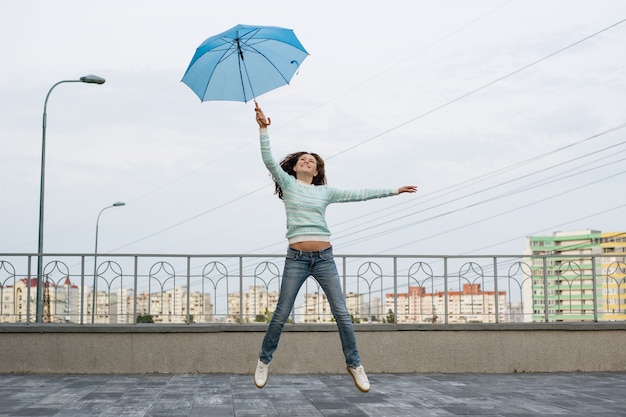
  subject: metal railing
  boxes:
[1,253,625,324]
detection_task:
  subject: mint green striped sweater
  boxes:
[260,128,398,242]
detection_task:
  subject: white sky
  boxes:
[1,0,625,257]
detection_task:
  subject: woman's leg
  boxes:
[312,247,361,368]
[259,248,309,364]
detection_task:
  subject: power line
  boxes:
[341,163,626,250]
[111,184,270,252]
[112,17,626,253]
[330,127,626,238]
[327,18,626,160]
[280,0,515,129]
[235,19,626,254]
[372,169,626,253]
[463,204,626,254]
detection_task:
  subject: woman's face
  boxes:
[294,153,318,177]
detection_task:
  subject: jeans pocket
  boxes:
[286,251,300,261]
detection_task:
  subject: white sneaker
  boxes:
[254,359,269,389]
[347,365,370,393]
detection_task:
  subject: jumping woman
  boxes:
[253,103,417,392]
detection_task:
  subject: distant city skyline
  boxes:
[3,229,623,324]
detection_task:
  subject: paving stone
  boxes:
[0,372,624,416]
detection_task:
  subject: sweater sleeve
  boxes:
[260,128,291,187]
[328,186,398,203]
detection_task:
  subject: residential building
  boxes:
[298,291,369,323]
[227,285,280,323]
[386,283,508,323]
[134,286,213,323]
[0,278,213,324]
[523,229,626,322]
[1,277,81,323]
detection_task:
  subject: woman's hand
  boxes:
[398,185,417,194]
[255,102,271,128]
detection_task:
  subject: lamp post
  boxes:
[36,74,106,323]
[92,202,125,323]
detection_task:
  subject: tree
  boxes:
[255,308,273,323]
[254,309,291,323]
[136,314,154,323]
[386,309,395,324]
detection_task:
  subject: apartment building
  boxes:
[227,285,280,323]
[133,286,213,323]
[298,292,365,323]
[386,283,508,324]
[0,278,213,324]
[227,286,372,324]
[523,229,626,322]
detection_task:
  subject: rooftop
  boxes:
[1,371,624,416]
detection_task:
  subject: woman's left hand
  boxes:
[398,185,417,194]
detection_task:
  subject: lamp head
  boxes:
[80,74,106,84]
[112,202,125,207]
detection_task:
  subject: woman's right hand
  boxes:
[255,102,271,128]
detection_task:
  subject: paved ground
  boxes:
[0,372,625,416]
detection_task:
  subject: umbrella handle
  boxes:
[255,101,271,127]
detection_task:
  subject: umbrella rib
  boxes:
[237,51,255,102]
[240,41,293,85]
[235,35,258,102]
[201,41,244,101]
[237,28,304,86]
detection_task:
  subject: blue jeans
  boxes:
[259,246,361,367]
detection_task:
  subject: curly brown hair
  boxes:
[273,152,326,199]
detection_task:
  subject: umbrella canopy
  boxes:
[182,24,309,103]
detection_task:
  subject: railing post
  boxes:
[443,257,449,324]
[543,256,549,323]
[393,256,398,325]
[342,256,347,297]
[80,256,85,325]
[186,256,191,325]
[591,256,598,322]
[133,256,138,324]
[493,257,499,323]
[26,256,32,324]
[239,256,243,324]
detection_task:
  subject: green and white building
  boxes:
[523,229,626,322]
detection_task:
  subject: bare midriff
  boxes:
[289,241,332,252]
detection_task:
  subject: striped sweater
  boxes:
[260,128,398,242]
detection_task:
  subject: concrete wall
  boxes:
[1,323,625,374]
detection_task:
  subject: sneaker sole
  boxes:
[346,367,370,393]
[254,372,267,389]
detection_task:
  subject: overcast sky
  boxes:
[1,0,625,258]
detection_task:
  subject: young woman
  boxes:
[253,103,417,392]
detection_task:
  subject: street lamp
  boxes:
[92,202,125,323]
[36,74,106,323]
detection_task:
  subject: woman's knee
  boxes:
[270,304,292,323]
[333,308,352,323]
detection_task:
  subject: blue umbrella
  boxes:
[182,24,309,103]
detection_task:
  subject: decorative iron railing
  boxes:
[0,253,624,324]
